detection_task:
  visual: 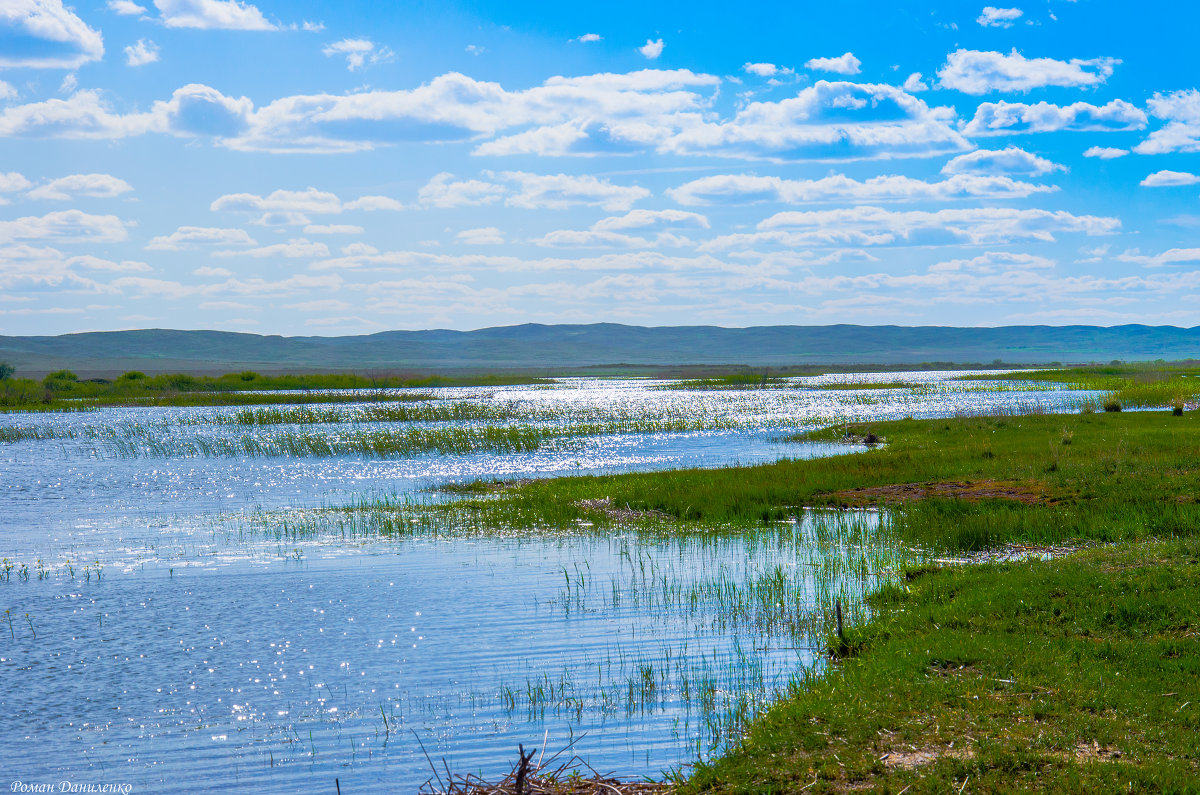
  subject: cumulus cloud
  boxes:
[0,210,128,244]
[124,38,159,66]
[963,99,1146,135]
[323,38,393,71]
[28,173,134,200]
[1134,89,1200,155]
[977,7,1023,27]
[661,80,969,161]
[1083,146,1128,159]
[418,172,506,208]
[639,39,663,59]
[804,52,861,75]
[574,33,602,43]
[501,171,650,211]
[1116,247,1200,268]
[591,209,709,231]
[212,187,341,214]
[304,224,364,235]
[213,237,330,258]
[938,49,1117,94]
[668,172,1055,206]
[456,227,504,245]
[107,0,147,14]
[153,0,276,30]
[1140,170,1200,187]
[0,70,966,162]
[341,195,401,211]
[742,62,794,78]
[703,206,1118,250]
[902,73,928,92]
[0,172,33,199]
[0,0,105,69]
[941,145,1064,176]
[146,226,256,250]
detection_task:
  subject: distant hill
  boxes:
[2,324,1198,377]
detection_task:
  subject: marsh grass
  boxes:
[971,363,1200,409]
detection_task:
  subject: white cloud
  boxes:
[69,255,151,272]
[0,71,963,163]
[304,224,364,235]
[0,81,16,101]
[1140,170,1200,187]
[591,209,709,231]
[574,33,602,43]
[0,244,109,289]
[465,44,484,56]
[418,172,506,208]
[963,99,1146,135]
[938,49,1117,94]
[702,206,1119,249]
[501,171,650,211]
[0,0,104,69]
[213,237,329,258]
[639,39,664,59]
[323,38,392,71]
[192,265,232,276]
[107,0,147,14]
[456,227,504,245]
[902,72,928,92]
[1083,146,1128,159]
[212,187,341,214]
[155,83,254,138]
[1134,89,1200,155]
[743,63,786,77]
[146,226,256,250]
[1116,247,1200,268]
[344,195,404,211]
[153,0,276,30]
[804,52,861,75]
[124,38,159,66]
[531,229,665,249]
[28,173,134,200]
[0,172,32,196]
[662,80,969,161]
[667,172,1053,206]
[0,210,128,244]
[977,7,1023,27]
[941,145,1064,176]
[59,73,77,94]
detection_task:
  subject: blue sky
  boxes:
[2,0,1200,335]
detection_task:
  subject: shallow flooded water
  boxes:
[0,374,1093,790]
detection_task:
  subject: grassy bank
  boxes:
[419,410,1198,792]
[681,539,1200,793]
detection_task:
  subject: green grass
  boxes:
[970,363,1200,409]
[680,539,1200,793]
[418,410,1200,552]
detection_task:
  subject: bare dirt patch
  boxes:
[1068,742,1123,763]
[831,479,1054,506]
[879,744,975,770]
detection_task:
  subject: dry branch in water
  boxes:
[420,751,672,795]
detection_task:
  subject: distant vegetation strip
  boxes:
[0,366,550,411]
[971,362,1200,409]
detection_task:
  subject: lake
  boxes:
[0,373,1093,791]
